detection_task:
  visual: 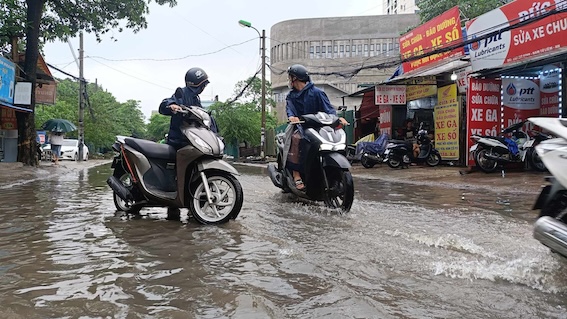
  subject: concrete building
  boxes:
[270,14,420,122]
[383,0,420,15]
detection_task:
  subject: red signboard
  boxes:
[379,105,392,137]
[502,78,540,128]
[467,0,567,71]
[539,65,561,117]
[400,6,464,74]
[0,106,17,130]
[467,78,502,166]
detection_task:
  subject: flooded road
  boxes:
[0,163,566,318]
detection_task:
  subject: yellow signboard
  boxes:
[434,84,459,160]
[406,85,437,101]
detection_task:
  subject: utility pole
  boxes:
[78,32,85,162]
[260,29,266,160]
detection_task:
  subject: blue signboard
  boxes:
[0,56,15,105]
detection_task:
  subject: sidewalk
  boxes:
[0,159,112,188]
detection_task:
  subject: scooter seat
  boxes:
[125,137,177,160]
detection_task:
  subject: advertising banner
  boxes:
[36,83,57,105]
[375,85,406,105]
[400,6,464,74]
[406,85,437,101]
[467,0,567,71]
[467,78,502,166]
[379,105,392,137]
[434,84,460,160]
[0,56,15,105]
[539,65,561,117]
[502,78,540,128]
[0,106,17,130]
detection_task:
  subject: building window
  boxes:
[382,43,387,53]
[316,46,321,58]
[310,46,314,59]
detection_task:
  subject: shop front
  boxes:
[464,0,567,165]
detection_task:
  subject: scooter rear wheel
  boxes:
[529,148,547,172]
[474,148,498,173]
[188,171,243,224]
[112,168,142,215]
[426,153,441,167]
[360,154,376,168]
[387,156,401,168]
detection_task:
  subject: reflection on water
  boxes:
[0,163,565,318]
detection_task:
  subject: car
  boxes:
[43,139,89,161]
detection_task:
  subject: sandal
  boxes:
[294,179,305,191]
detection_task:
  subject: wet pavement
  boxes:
[0,159,565,318]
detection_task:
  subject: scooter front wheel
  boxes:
[360,154,376,168]
[323,168,354,212]
[426,153,441,167]
[188,171,244,224]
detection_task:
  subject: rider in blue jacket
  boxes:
[159,67,219,150]
[286,64,348,190]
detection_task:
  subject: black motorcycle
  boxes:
[267,112,354,212]
[383,124,441,168]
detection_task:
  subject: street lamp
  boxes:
[238,19,266,160]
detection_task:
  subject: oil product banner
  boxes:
[466,78,502,166]
[379,105,392,137]
[399,6,464,74]
[0,56,15,105]
[434,84,460,160]
[539,65,561,117]
[406,85,437,101]
[467,0,567,72]
[502,78,540,128]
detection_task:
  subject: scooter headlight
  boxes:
[188,132,213,154]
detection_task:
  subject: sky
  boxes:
[44,0,383,120]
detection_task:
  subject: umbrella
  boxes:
[41,119,77,133]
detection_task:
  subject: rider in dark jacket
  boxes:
[159,67,219,150]
[286,64,348,190]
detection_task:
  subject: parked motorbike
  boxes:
[107,105,243,225]
[529,117,567,258]
[383,123,441,168]
[267,112,355,212]
[346,133,389,168]
[469,120,549,173]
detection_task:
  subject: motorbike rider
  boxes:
[159,67,219,150]
[158,67,218,219]
[286,64,348,191]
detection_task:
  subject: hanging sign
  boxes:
[434,84,460,160]
[0,56,15,105]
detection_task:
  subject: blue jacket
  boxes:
[286,82,336,118]
[159,87,219,148]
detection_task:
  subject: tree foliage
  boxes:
[35,78,147,153]
[210,77,277,147]
[0,0,177,165]
[416,0,504,24]
[146,113,170,142]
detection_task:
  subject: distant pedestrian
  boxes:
[49,132,64,165]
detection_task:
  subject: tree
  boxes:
[146,113,170,142]
[0,0,177,166]
[416,0,504,24]
[35,78,147,153]
[210,77,277,147]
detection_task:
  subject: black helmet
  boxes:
[287,64,310,82]
[185,67,209,87]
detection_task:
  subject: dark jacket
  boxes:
[159,87,219,149]
[286,82,336,118]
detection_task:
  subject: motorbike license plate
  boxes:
[469,144,478,152]
[524,140,535,148]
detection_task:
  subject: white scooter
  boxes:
[529,117,567,258]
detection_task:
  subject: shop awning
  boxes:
[1,102,33,113]
[386,57,470,84]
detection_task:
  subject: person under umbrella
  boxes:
[48,131,65,165]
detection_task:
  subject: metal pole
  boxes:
[78,32,84,162]
[260,29,266,160]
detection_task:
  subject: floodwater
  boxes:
[0,163,566,318]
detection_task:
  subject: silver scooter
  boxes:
[107,105,243,224]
